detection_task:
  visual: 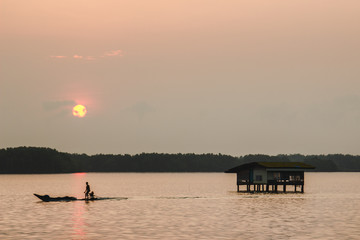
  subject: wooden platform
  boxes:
[237,181,304,193]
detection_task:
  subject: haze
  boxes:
[1,0,360,155]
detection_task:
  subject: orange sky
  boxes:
[1,0,360,155]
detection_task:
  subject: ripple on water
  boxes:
[0,172,360,239]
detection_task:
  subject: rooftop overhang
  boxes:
[225,162,315,173]
[266,168,306,172]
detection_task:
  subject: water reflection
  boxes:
[72,202,87,239]
[71,173,92,240]
[71,173,87,199]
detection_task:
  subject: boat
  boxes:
[34,193,126,202]
[34,193,96,202]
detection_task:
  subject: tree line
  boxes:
[0,147,360,174]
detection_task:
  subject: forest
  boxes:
[0,147,360,174]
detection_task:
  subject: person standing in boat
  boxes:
[84,182,91,199]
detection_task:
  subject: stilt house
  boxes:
[225,162,315,193]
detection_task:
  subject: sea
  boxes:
[0,172,359,240]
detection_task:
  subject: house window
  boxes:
[256,175,262,181]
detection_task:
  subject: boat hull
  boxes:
[34,194,94,202]
[34,194,126,202]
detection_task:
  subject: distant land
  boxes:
[1,147,360,174]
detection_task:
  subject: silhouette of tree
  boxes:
[1,147,360,173]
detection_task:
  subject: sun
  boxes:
[72,104,87,118]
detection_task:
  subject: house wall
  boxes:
[253,168,267,184]
[236,169,249,184]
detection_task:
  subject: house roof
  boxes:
[225,162,315,173]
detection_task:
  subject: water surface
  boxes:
[0,173,359,239]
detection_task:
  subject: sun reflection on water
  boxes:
[70,173,88,239]
[71,202,87,239]
[71,172,87,199]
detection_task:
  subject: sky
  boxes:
[1,0,360,156]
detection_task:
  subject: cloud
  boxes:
[43,100,76,111]
[50,56,67,59]
[73,55,83,59]
[103,50,123,57]
[50,49,124,61]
